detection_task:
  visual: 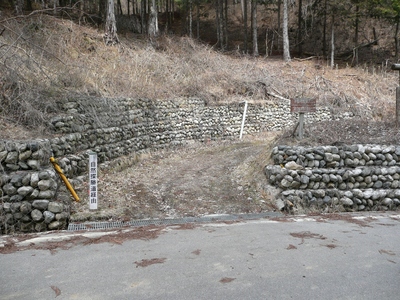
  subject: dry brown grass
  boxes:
[2,11,400,225]
[0,12,398,136]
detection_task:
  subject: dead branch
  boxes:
[292,56,318,62]
[266,91,290,102]
[0,5,81,24]
[338,40,379,58]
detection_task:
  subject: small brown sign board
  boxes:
[290,98,316,113]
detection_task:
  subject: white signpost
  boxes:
[89,152,98,210]
[239,101,248,140]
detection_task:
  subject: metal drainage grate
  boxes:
[67,212,282,231]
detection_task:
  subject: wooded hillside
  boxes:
[2,0,400,63]
[0,0,399,139]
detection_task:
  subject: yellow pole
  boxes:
[50,157,80,202]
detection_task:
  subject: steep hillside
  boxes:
[0,11,398,141]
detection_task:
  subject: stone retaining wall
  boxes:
[265,145,400,213]
[47,97,337,177]
[0,97,347,233]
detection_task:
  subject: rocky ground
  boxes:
[69,118,400,222]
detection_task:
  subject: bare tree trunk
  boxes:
[99,0,106,25]
[166,0,170,31]
[395,17,400,60]
[297,0,302,57]
[243,0,248,53]
[322,0,327,57]
[104,0,120,45]
[216,0,221,46]
[330,14,335,68]
[141,0,146,34]
[282,0,290,61]
[251,0,258,56]
[171,0,174,25]
[12,0,23,15]
[53,0,59,15]
[353,4,359,65]
[196,0,200,39]
[189,0,193,38]
[181,0,188,35]
[215,0,225,49]
[224,0,228,47]
[219,0,224,49]
[240,0,245,20]
[148,0,159,37]
[277,0,281,51]
[117,0,123,15]
[79,0,84,24]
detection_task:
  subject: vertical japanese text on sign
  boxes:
[89,153,98,210]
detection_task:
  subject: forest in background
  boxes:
[3,0,400,64]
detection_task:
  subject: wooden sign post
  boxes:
[290,98,316,139]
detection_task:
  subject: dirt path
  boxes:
[69,118,400,223]
[71,132,278,222]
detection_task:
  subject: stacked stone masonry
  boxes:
[265,144,400,213]
[0,97,347,233]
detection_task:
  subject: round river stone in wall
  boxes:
[31,209,43,222]
[48,202,64,213]
[32,199,49,210]
[43,211,55,223]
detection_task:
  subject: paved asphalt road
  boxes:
[1,212,400,300]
